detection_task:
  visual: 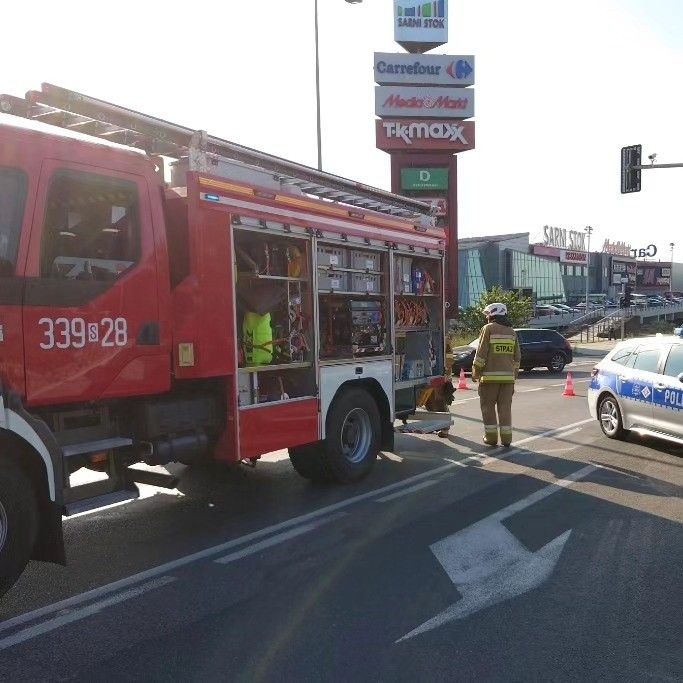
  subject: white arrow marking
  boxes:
[398,464,597,642]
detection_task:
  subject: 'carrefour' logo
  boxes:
[446,59,473,81]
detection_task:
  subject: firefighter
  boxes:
[471,303,521,447]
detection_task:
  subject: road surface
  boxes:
[1,359,682,682]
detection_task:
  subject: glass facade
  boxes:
[458,248,488,308]
[508,251,566,303]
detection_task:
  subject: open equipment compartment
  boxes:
[316,241,389,361]
[393,251,445,415]
[233,217,316,407]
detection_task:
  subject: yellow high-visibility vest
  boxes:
[243,312,273,366]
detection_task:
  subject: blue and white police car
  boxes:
[588,330,683,445]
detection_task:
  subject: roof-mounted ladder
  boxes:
[0,83,435,223]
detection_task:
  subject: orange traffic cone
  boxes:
[563,372,576,397]
[458,368,470,390]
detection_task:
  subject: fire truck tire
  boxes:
[0,459,39,598]
[320,387,380,484]
[288,442,328,481]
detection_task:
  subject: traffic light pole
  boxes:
[621,144,683,194]
[632,162,683,170]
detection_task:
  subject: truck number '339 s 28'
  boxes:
[38,317,129,349]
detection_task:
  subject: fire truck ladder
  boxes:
[0,83,435,223]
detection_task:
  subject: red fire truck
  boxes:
[0,84,450,596]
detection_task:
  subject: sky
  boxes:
[3,0,683,258]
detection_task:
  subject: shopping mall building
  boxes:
[458,230,682,309]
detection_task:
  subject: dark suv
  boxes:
[452,328,573,374]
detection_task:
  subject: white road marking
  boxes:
[376,480,439,503]
[0,418,596,642]
[555,427,582,438]
[513,419,591,448]
[0,576,176,651]
[215,512,348,565]
[518,387,544,393]
[453,397,478,404]
[398,464,598,642]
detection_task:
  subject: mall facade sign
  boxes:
[602,239,632,257]
[542,226,587,251]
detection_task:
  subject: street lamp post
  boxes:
[584,226,593,308]
[314,0,363,171]
[670,242,675,295]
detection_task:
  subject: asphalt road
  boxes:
[1,358,682,682]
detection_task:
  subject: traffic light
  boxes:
[621,145,642,194]
[624,285,633,307]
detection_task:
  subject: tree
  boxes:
[457,286,533,336]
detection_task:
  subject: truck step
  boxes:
[64,489,139,516]
[62,437,133,458]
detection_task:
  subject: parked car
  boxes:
[452,328,573,374]
[552,304,575,314]
[534,305,563,316]
[588,335,683,445]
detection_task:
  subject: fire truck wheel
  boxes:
[322,388,380,484]
[0,459,39,598]
[288,442,328,481]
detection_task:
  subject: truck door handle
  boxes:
[654,383,667,390]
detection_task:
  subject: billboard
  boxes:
[638,265,670,287]
[374,53,474,87]
[394,0,448,52]
[375,86,475,119]
[376,119,475,152]
[559,250,588,265]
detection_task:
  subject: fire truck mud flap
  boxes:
[289,387,381,484]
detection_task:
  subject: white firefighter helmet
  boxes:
[483,302,508,317]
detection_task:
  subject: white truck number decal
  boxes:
[39,317,128,350]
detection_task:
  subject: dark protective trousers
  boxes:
[478,382,515,445]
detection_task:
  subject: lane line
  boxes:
[215,512,347,565]
[0,418,596,636]
[513,419,592,447]
[376,480,439,503]
[0,576,176,651]
[518,387,544,393]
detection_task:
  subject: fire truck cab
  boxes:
[0,84,450,597]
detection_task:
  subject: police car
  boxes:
[588,329,683,445]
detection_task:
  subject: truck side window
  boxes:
[0,167,28,277]
[41,169,140,281]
